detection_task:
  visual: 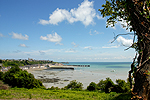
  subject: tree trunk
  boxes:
[133,42,150,99]
[126,0,150,99]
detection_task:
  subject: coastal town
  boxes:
[0,58,90,72]
[0,58,63,72]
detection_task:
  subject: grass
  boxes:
[0,88,131,100]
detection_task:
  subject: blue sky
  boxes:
[0,0,135,62]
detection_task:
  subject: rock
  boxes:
[38,78,60,83]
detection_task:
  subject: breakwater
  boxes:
[48,64,90,70]
[67,65,90,67]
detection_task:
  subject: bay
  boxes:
[30,62,132,89]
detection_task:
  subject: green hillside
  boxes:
[0,88,131,100]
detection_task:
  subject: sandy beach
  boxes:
[28,65,129,89]
[26,67,48,72]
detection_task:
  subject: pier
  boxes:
[67,64,90,67]
[48,64,90,70]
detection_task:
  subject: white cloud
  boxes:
[0,33,4,37]
[71,42,78,47]
[40,32,63,45]
[102,45,119,48]
[108,18,131,32]
[24,49,62,56]
[89,29,92,35]
[94,30,99,34]
[39,51,45,55]
[39,19,49,25]
[84,46,92,50]
[96,14,103,19]
[65,49,76,53]
[117,36,133,47]
[11,32,29,40]
[39,0,98,26]
[102,36,133,48]
[89,29,103,35]
[19,44,27,47]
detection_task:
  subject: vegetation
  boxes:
[99,0,150,99]
[0,81,9,90]
[87,78,130,93]
[64,80,83,90]
[1,59,54,67]
[1,66,44,89]
[97,78,115,93]
[0,88,131,100]
[0,63,131,99]
[87,82,98,91]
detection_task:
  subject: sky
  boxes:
[0,0,136,62]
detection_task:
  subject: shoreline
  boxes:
[26,62,130,89]
[29,68,129,89]
[26,67,48,73]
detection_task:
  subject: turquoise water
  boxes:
[65,62,132,81]
[65,62,131,72]
[31,62,132,88]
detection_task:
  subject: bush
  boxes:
[97,78,130,93]
[64,80,83,90]
[87,82,98,91]
[97,78,115,93]
[2,66,45,89]
[0,80,9,90]
[0,71,4,80]
[113,79,130,93]
[47,86,60,90]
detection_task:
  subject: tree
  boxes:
[99,0,150,99]
[0,59,2,63]
[64,80,83,90]
[87,82,98,91]
[3,66,44,89]
[97,78,114,93]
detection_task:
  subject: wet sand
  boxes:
[28,68,129,89]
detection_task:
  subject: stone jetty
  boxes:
[48,64,90,70]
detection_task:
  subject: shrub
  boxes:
[0,80,9,90]
[97,78,114,93]
[97,78,130,93]
[48,86,60,90]
[64,80,83,90]
[0,71,4,80]
[113,79,130,93]
[3,66,45,89]
[87,82,98,91]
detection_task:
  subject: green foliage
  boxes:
[97,78,130,93]
[0,72,4,80]
[0,59,2,63]
[97,78,115,93]
[47,86,61,90]
[99,0,150,33]
[87,82,98,91]
[0,88,131,100]
[2,66,44,89]
[113,79,130,93]
[2,59,53,67]
[64,80,83,90]
[99,0,129,29]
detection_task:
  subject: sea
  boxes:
[30,62,132,89]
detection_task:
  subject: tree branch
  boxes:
[111,32,134,43]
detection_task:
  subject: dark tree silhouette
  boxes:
[99,0,150,99]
